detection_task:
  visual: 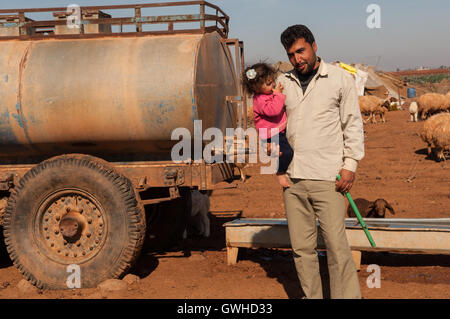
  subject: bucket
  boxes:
[407,88,416,98]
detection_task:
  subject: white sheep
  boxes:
[420,113,450,161]
[409,101,418,122]
[183,190,211,239]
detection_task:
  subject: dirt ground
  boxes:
[0,109,449,299]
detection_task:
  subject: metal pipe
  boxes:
[337,174,376,247]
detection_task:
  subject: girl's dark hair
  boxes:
[241,63,276,95]
[280,24,315,50]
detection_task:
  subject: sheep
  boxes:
[430,114,450,161]
[183,190,211,239]
[376,106,388,123]
[439,93,449,113]
[409,101,419,122]
[420,113,450,161]
[420,113,446,155]
[446,92,450,112]
[417,93,447,120]
[358,95,387,124]
[347,198,395,218]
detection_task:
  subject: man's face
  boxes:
[286,37,318,75]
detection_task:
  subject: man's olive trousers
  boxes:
[283,178,362,299]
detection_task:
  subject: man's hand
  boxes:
[335,169,355,193]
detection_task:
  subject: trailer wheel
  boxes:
[2,154,145,289]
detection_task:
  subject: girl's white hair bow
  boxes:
[246,69,257,80]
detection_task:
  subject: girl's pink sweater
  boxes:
[252,92,287,140]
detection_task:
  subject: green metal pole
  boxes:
[337,174,376,248]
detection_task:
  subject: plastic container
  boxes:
[407,88,417,98]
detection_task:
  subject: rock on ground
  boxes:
[97,279,128,292]
[122,274,140,285]
[17,279,39,294]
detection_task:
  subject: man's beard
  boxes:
[296,54,318,76]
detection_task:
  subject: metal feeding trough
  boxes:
[224,218,450,269]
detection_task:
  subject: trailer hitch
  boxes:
[0,173,14,191]
[164,168,185,186]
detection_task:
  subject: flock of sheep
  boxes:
[359,92,450,162]
[411,92,450,162]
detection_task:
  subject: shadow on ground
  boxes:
[132,207,243,278]
[237,247,331,299]
[361,251,450,268]
[0,229,13,269]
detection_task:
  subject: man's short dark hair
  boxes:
[280,24,315,50]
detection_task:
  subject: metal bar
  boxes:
[11,14,218,28]
[141,197,173,205]
[224,218,450,256]
[215,9,218,29]
[214,17,227,29]
[215,27,226,39]
[224,39,245,128]
[0,1,207,14]
[203,1,229,19]
[239,41,247,130]
[0,2,230,39]
[234,42,240,86]
[135,7,142,32]
[200,161,207,190]
[225,218,450,230]
[18,12,25,36]
[0,26,222,41]
[199,3,205,31]
[226,97,238,127]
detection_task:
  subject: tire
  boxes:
[2,154,146,289]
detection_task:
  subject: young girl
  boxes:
[242,63,294,188]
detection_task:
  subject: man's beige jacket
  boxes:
[277,59,365,181]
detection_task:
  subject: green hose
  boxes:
[337,174,376,248]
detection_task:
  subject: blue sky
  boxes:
[1,0,449,71]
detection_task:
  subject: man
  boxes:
[277,25,364,299]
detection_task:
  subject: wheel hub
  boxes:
[59,212,84,240]
[38,192,107,263]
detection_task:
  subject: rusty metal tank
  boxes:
[0,31,239,161]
